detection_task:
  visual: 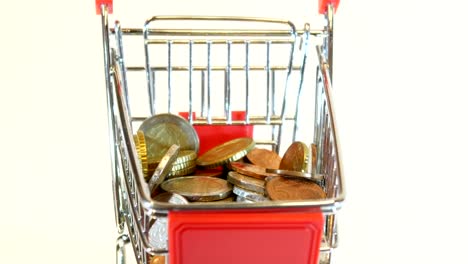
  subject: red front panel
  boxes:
[168,209,323,264]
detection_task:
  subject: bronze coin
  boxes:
[150,255,166,264]
[279,141,309,172]
[196,137,255,168]
[229,161,278,179]
[161,176,233,202]
[246,148,282,169]
[265,176,326,201]
[227,171,265,194]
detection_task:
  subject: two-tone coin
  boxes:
[246,148,282,169]
[196,137,255,168]
[265,176,326,201]
[161,176,233,202]
[139,113,199,163]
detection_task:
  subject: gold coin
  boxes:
[279,141,309,172]
[136,130,149,179]
[148,144,180,193]
[167,163,197,178]
[265,176,326,201]
[246,148,282,169]
[161,176,233,202]
[227,171,265,194]
[196,137,255,168]
[191,195,235,203]
[229,161,278,179]
[138,113,199,162]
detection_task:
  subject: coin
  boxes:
[136,130,149,179]
[138,113,199,162]
[150,255,166,264]
[265,176,326,201]
[232,186,269,202]
[229,161,278,179]
[193,168,224,177]
[227,171,265,194]
[148,217,168,250]
[148,144,180,193]
[192,195,235,203]
[161,176,233,202]
[196,137,255,168]
[236,195,256,203]
[279,141,309,172]
[153,192,189,204]
[246,148,282,169]
[167,164,197,178]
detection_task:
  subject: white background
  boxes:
[1,0,468,263]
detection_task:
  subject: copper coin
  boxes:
[193,168,224,177]
[246,148,282,169]
[196,137,255,168]
[279,141,309,172]
[150,255,166,264]
[265,176,326,201]
[227,171,265,194]
[229,161,278,179]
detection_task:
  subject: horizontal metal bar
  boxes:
[127,65,302,71]
[111,28,325,37]
[146,39,295,45]
[131,115,296,124]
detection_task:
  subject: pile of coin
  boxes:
[133,113,326,204]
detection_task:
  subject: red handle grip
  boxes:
[96,0,113,14]
[319,0,340,14]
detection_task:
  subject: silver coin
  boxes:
[235,195,256,203]
[139,113,200,161]
[148,217,168,250]
[153,192,189,204]
[227,171,265,194]
[232,186,269,202]
[161,176,233,202]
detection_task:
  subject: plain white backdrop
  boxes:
[1,0,468,263]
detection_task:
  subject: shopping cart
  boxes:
[96,0,344,263]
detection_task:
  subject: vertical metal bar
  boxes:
[266,41,271,124]
[114,22,132,121]
[201,70,206,117]
[245,41,250,124]
[188,41,194,124]
[226,41,232,124]
[271,70,278,153]
[143,23,155,115]
[293,25,310,141]
[207,41,212,123]
[326,4,334,82]
[167,41,173,113]
[116,234,130,264]
[99,5,124,234]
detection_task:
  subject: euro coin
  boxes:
[138,113,199,162]
[265,176,326,201]
[196,137,255,168]
[227,171,265,194]
[246,148,282,169]
[161,176,233,202]
[232,186,269,202]
[153,192,189,204]
[279,141,309,172]
[229,161,277,179]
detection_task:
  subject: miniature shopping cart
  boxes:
[96,0,345,263]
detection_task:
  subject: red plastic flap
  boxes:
[95,0,113,14]
[319,0,340,14]
[168,209,323,264]
[179,111,253,156]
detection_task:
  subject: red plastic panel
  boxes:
[318,0,340,14]
[95,0,113,14]
[179,111,253,156]
[168,209,323,264]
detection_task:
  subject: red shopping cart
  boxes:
[96,0,345,263]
